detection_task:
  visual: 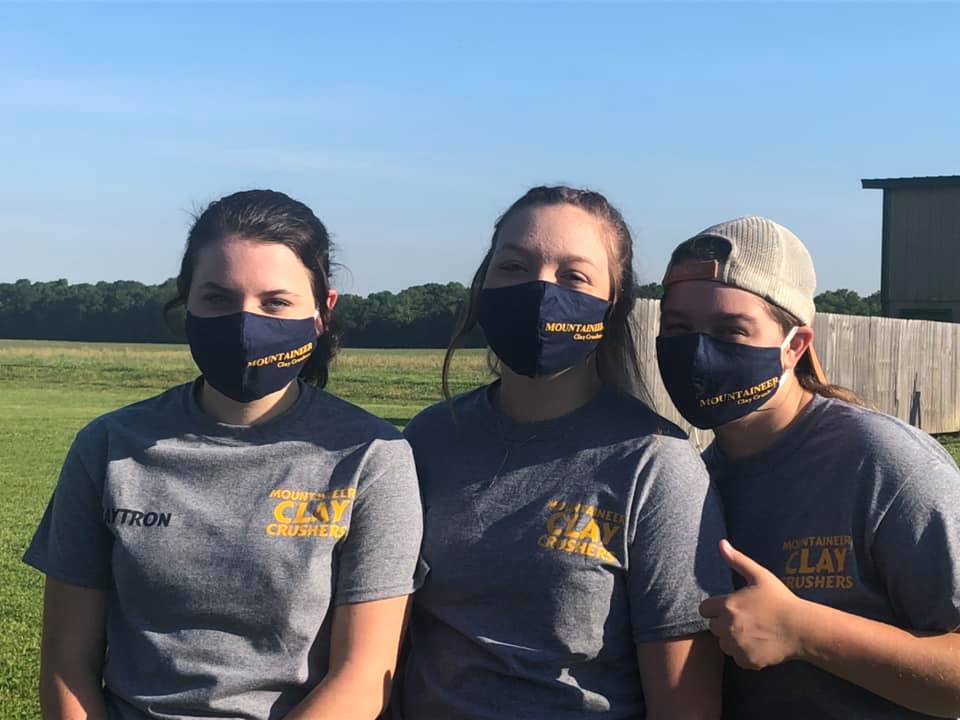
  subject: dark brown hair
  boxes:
[442,185,650,403]
[164,189,337,388]
[667,235,863,404]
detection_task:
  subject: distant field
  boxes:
[1,339,958,718]
[0,339,490,719]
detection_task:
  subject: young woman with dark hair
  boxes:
[398,185,731,720]
[657,216,960,719]
[25,190,423,720]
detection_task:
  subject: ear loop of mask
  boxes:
[777,326,801,387]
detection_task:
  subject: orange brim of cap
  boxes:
[806,342,827,385]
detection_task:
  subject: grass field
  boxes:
[1,339,958,718]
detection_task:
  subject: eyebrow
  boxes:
[198,282,301,298]
[713,313,759,324]
[495,242,600,269]
[660,309,759,325]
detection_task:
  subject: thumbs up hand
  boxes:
[699,539,808,670]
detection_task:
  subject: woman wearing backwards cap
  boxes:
[656,216,960,719]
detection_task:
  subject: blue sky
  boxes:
[2,2,958,296]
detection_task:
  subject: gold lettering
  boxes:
[601,522,621,545]
[785,550,799,575]
[273,501,295,524]
[546,511,566,536]
[313,502,330,523]
[579,520,601,544]
[833,547,848,572]
[814,549,836,574]
[331,499,351,522]
[294,502,316,524]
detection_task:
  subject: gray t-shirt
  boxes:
[23,380,424,720]
[707,394,960,720]
[398,384,731,720]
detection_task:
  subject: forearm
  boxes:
[40,668,108,720]
[282,662,389,720]
[794,600,960,717]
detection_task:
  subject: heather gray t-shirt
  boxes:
[707,394,960,720]
[399,384,731,720]
[24,380,424,720]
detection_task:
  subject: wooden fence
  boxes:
[630,299,960,448]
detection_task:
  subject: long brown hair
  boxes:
[442,185,651,404]
[667,234,864,405]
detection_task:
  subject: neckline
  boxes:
[710,393,830,477]
[475,380,613,444]
[181,378,316,440]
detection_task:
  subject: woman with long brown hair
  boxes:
[397,185,730,719]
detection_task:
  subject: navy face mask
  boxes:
[185,311,319,403]
[656,328,797,429]
[477,281,611,378]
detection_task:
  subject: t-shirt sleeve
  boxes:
[628,435,732,644]
[333,438,425,606]
[22,426,113,589]
[872,456,960,632]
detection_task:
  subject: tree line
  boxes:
[0,278,881,347]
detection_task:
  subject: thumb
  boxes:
[719,539,771,586]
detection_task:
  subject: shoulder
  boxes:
[71,383,194,456]
[300,389,417,492]
[302,386,404,444]
[594,390,696,453]
[816,398,957,472]
[582,392,708,493]
[402,386,486,448]
[811,399,959,518]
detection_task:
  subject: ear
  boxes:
[784,326,814,371]
[316,289,339,334]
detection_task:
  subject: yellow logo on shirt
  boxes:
[779,535,855,591]
[537,499,624,565]
[265,487,355,539]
